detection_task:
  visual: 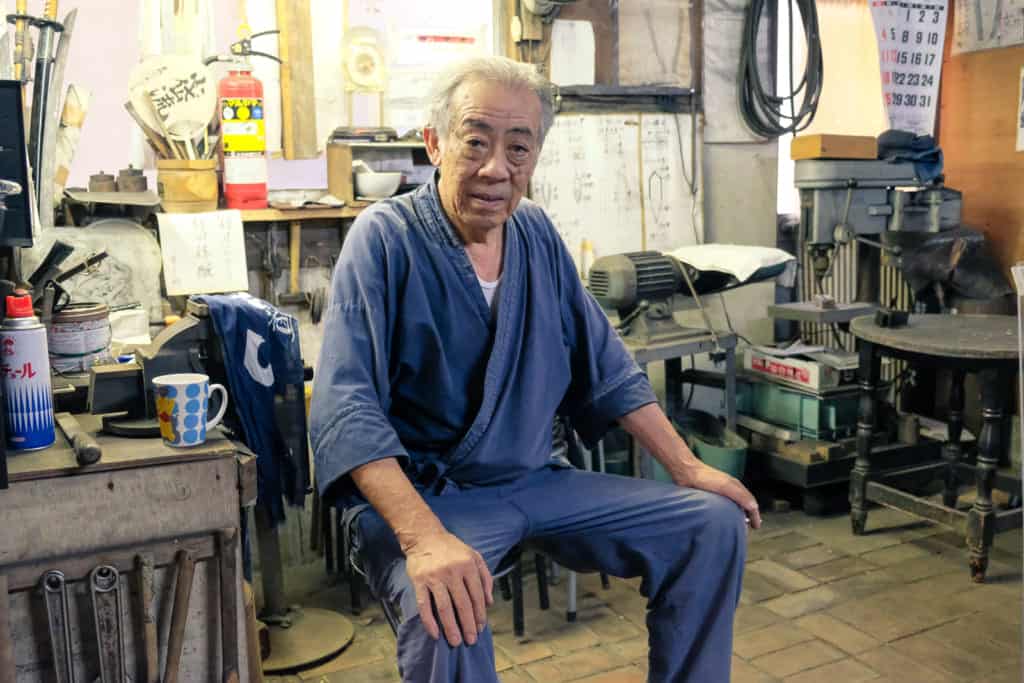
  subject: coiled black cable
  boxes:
[739,0,824,138]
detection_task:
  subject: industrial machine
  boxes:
[587,251,696,346]
[588,250,791,347]
[746,157,964,510]
[777,157,962,324]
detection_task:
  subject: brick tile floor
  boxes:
[266,506,1021,682]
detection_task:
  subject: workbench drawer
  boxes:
[1,454,252,682]
[5,533,248,682]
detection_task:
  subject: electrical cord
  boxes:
[739,0,824,138]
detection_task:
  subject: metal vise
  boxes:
[88,299,227,437]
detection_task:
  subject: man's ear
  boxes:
[423,126,444,166]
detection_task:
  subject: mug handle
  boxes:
[207,384,229,430]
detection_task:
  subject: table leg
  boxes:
[942,369,966,508]
[850,341,880,535]
[666,357,683,422]
[725,345,737,432]
[967,368,1005,583]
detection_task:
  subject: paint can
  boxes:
[0,292,55,451]
[47,302,112,373]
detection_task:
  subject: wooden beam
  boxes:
[275,0,318,159]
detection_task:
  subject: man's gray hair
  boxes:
[426,56,556,145]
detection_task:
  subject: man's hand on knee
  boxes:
[404,531,494,646]
[685,464,762,530]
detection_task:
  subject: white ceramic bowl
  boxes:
[354,171,402,199]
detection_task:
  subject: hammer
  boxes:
[164,550,195,683]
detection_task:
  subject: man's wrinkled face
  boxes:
[425,79,543,237]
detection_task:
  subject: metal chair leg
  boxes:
[566,570,577,622]
[535,555,550,610]
[512,561,524,638]
[323,505,335,576]
[349,571,363,615]
[499,575,512,601]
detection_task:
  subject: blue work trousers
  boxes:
[355,467,747,682]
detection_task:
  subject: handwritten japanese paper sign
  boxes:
[1017,67,1024,152]
[157,210,249,295]
[870,0,948,136]
[953,0,1024,55]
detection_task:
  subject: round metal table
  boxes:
[849,314,1021,582]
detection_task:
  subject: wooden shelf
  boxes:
[329,141,426,149]
[239,205,365,222]
[555,85,698,114]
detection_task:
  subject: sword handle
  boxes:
[43,0,58,21]
[12,0,27,82]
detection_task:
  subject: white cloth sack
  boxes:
[668,244,797,287]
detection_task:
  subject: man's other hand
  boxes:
[404,531,495,646]
[682,464,763,530]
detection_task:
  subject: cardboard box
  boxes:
[791,134,878,161]
[743,349,856,391]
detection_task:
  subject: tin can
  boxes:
[1,293,55,451]
[47,302,111,373]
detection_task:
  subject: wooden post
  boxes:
[275,0,318,159]
[289,221,301,294]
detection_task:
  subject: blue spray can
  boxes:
[0,292,54,451]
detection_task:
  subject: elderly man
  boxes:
[310,56,760,683]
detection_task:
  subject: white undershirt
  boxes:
[477,275,501,310]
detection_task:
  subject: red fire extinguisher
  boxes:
[207,30,281,210]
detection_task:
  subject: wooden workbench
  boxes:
[239,205,365,223]
[1,416,257,682]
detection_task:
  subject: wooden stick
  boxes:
[135,555,160,683]
[242,582,265,683]
[289,221,301,294]
[218,529,240,683]
[145,91,184,160]
[164,550,196,683]
[125,101,173,159]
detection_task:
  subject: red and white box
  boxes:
[743,349,855,391]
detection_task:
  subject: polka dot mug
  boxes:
[152,373,229,447]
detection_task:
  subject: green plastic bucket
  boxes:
[653,410,748,481]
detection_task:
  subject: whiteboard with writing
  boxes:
[530,113,701,271]
[640,113,702,252]
[530,114,642,266]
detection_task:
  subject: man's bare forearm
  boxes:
[351,457,494,644]
[350,458,446,553]
[618,403,702,484]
